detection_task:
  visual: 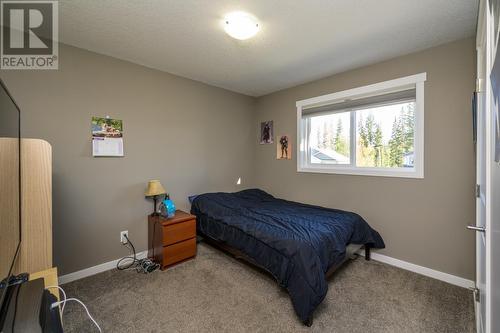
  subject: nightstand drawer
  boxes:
[148,210,197,270]
[163,219,196,245]
[163,238,196,267]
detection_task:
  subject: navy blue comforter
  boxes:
[191,189,385,323]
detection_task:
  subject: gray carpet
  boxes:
[61,243,475,332]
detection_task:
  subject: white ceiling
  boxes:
[59,0,478,96]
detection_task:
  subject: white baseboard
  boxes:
[58,250,148,285]
[59,249,474,289]
[357,250,474,289]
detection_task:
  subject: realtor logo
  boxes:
[1,0,58,69]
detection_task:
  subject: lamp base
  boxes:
[153,196,159,216]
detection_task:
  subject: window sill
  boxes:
[297,166,424,179]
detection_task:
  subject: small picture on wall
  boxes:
[277,135,291,160]
[92,117,123,138]
[260,121,274,144]
[91,116,124,157]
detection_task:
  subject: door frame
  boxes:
[476,2,487,328]
[476,1,494,332]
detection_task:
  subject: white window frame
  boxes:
[296,73,426,178]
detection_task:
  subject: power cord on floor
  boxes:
[116,234,160,274]
[46,285,102,333]
[45,285,67,315]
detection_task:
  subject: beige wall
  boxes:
[0,44,256,275]
[253,38,476,280]
[0,38,476,280]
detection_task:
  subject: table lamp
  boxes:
[145,180,166,216]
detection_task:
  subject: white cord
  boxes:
[45,285,67,313]
[50,297,102,333]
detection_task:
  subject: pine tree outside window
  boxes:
[296,73,426,178]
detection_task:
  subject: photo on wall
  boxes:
[277,135,291,160]
[260,121,274,144]
[91,116,124,157]
[92,117,123,137]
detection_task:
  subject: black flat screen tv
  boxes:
[0,78,22,310]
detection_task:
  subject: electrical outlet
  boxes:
[120,230,129,244]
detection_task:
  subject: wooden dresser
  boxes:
[148,210,197,270]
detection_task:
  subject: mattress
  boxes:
[191,189,385,323]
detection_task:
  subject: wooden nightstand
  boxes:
[148,210,197,270]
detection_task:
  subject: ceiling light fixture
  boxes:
[223,11,259,40]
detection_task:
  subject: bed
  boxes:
[190,189,385,326]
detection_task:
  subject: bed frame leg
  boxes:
[304,316,313,327]
[365,246,371,261]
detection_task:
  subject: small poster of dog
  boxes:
[91,116,124,157]
[91,117,123,138]
[277,135,291,160]
[260,121,274,144]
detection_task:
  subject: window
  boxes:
[297,73,426,178]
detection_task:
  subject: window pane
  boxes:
[309,112,350,164]
[356,101,415,168]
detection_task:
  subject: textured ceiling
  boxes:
[59,0,478,96]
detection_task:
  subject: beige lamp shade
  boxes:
[145,180,166,197]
